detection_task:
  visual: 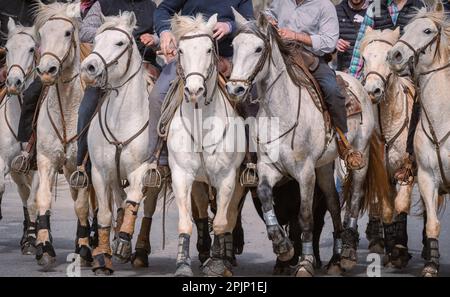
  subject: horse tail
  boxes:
[344,133,393,217]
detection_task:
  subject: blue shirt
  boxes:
[154,0,254,57]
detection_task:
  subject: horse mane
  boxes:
[170,14,213,40]
[97,12,136,35]
[411,3,450,62]
[33,1,78,31]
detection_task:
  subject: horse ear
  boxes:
[206,13,218,31]
[393,27,400,39]
[65,3,81,18]
[365,26,373,35]
[7,17,16,34]
[434,0,444,13]
[126,11,137,29]
[232,7,247,29]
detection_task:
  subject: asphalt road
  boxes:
[0,176,449,277]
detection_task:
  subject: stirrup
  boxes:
[69,167,89,189]
[240,163,259,187]
[343,150,365,171]
[142,162,162,188]
[11,152,31,174]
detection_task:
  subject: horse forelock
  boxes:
[97,13,136,36]
[33,1,78,31]
[171,14,213,41]
[360,29,399,54]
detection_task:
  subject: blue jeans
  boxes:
[76,87,101,166]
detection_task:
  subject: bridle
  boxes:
[227,27,272,101]
[176,33,219,105]
[90,27,135,89]
[5,31,38,89]
[396,23,443,76]
[39,17,77,77]
[362,39,394,91]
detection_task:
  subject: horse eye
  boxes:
[424,28,432,34]
[178,49,183,55]
[207,48,212,54]
[29,48,34,53]
[116,41,124,46]
[65,31,71,37]
[255,47,263,53]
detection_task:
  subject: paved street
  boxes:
[0,176,449,277]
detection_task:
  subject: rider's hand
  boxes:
[160,31,177,60]
[213,22,231,40]
[278,27,297,40]
[140,33,157,47]
[336,39,351,53]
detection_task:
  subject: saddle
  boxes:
[284,42,362,130]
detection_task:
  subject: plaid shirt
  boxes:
[349,0,399,79]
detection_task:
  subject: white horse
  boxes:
[0,18,39,255]
[361,27,416,268]
[167,14,246,277]
[32,2,92,270]
[80,12,164,274]
[226,11,376,276]
[388,2,450,277]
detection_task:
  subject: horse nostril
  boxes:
[87,64,96,74]
[15,79,22,87]
[196,87,205,97]
[373,88,382,96]
[48,66,57,75]
[394,51,403,62]
[236,86,245,95]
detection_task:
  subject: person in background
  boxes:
[80,0,98,18]
[335,0,370,72]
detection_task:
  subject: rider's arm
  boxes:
[304,2,339,55]
[349,4,374,79]
[79,1,102,43]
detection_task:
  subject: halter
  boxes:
[362,39,394,90]
[39,17,77,76]
[227,28,272,100]
[90,27,135,89]
[176,33,219,105]
[396,24,442,76]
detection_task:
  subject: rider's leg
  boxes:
[395,100,420,183]
[17,77,44,144]
[147,61,177,167]
[311,59,364,170]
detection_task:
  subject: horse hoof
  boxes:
[175,263,194,277]
[422,264,438,277]
[390,245,411,269]
[131,249,149,268]
[37,253,56,271]
[273,259,291,276]
[112,237,132,263]
[201,258,233,277]
[277,246,295,262]
[78,245,93,264]
[21,242,36,255]
[326,254,344,275]
[198,251,210,265]
[340,257,357,271]
[92,254,114,275]
[368,239,385,254]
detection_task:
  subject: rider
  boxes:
[65,0,161,185]
[265,0,365,170]
[335,0,370,72]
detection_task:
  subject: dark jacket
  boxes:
[98,0,157,65]
[154,0,254,57]
[372,0,424,33]
[336,1,367,71]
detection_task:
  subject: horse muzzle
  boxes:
[364,83,384,105]
[387,47,411,77]
[225,81,249,102]
[37,63,59,85]
[5,76,24,95]
[80,58,105,87]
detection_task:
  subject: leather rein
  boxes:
[398,23,450,191]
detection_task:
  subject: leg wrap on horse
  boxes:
[135,217,152,254]
[295,242,315,277]
[422,238,440,277]
[75,220,93,263]
[366,217,385,253]
[340,226,359,261]
[194,218,211,263]
[202,233,233,277]
[395,213,408,247]
[21,207,37,254]
[119,201,139,236]
[92,227,114,274]
[35,211,55,261]
[20,207,31,245]
[383,222,396,254]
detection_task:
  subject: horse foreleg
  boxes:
[73,185,93,266]
[171,166,195,277]
[191,181,211,264]
[0,158,6,221]
[34,154,57,271]
[91,166,114,275]
[316,164,344,275]
[417,168,440,277]
[293,162,316,277]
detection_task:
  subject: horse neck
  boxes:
[257,38,302,129]
[380,76,413,138]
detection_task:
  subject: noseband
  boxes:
[39,17,77,74]
[362,39,394,91]
[176,33,218,105]
[90,27,134,89]
[227,28,271,100]
[5,32,38,87]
